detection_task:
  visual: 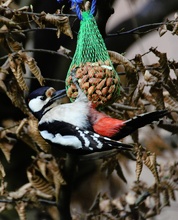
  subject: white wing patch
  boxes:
[91,134,103,149]
[77,129,90,147]
[40,130,82,149]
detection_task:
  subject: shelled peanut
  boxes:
[66,60,120,106]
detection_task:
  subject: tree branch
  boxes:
[106,0,178,52]
[0,49,72,61]
[57,154,79,220]
[0,197,56,205]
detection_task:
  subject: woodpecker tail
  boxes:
[112,110,168,140]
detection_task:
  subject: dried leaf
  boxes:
[120,54,139,98]
[0,66,9,77]
[8,54,28,91]
[16,64,28,90]
[7,37,23,52]
[27,165,55,197]
[23,55,45,86]
[0,15,19,28]
[31,14,45,28]
[158,24,167,37]
[149,82,165,109]
[168,187,176,201]
[143,152,159,183]
[46,155,66,199]
[16,117,51,152]
[12,6,31,29]
[163,183,176,202]
[27,153,66,200]
[132,82,145,106]
[16,118,38,152]
[9,183,32,200]
[135,147,143,182]
[41,12,73,39]
[172,21,178,35]
[162,188,170,207]
[57,45,71,56]
[8,54,17,73]
[0,162,5,179]
[149,70,162,80]
[0,128,16,162]
[144,70,158,83]
[108,50,135,74]
[163,92,178,111]
[27,117,51,152]
[143,92,157,107]
[163,78,178,101]
[59,16,73,39]
[15,201,27,220]
[6,76,31,115]
[163,179,178,191]
[37,161,49,182]
[35,153,66,201]
[150,47,170,81]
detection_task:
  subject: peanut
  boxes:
[88,85,95,95]
[96,78,106,90]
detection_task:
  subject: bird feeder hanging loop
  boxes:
[57,0,97,20]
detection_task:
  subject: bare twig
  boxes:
[107,22,166,37]
[0,197,56,205]
[0,49,72,61]
[24,76,65,84]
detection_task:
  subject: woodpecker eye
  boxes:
[40,96,46,101]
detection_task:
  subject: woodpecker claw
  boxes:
[70,68,89,103]
[70,68,78,88]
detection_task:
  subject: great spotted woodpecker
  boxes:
[28,83,168,155]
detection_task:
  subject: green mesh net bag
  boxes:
[66,7,120,107]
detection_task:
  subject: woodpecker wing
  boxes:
[38,120,132,154]
[112,110,168,140]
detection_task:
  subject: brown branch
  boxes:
[0,197,56,205]
[24,76,65,84]
[106,0,178,52]
[17,11,77,18]
[0,49,72,61]
[0,6,77,18]
[107,22,166,37]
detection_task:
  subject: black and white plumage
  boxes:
[28,87,132,154]
[28,86,168,154]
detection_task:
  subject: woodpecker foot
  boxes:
[70,68,79,89]
[70,68,88,102]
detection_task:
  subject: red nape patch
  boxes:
[93,117,125,138]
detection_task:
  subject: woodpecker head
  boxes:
[28,87,66,119]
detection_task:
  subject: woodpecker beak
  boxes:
[49,89,67,103]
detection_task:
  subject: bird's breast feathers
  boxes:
[39,102,90,129]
